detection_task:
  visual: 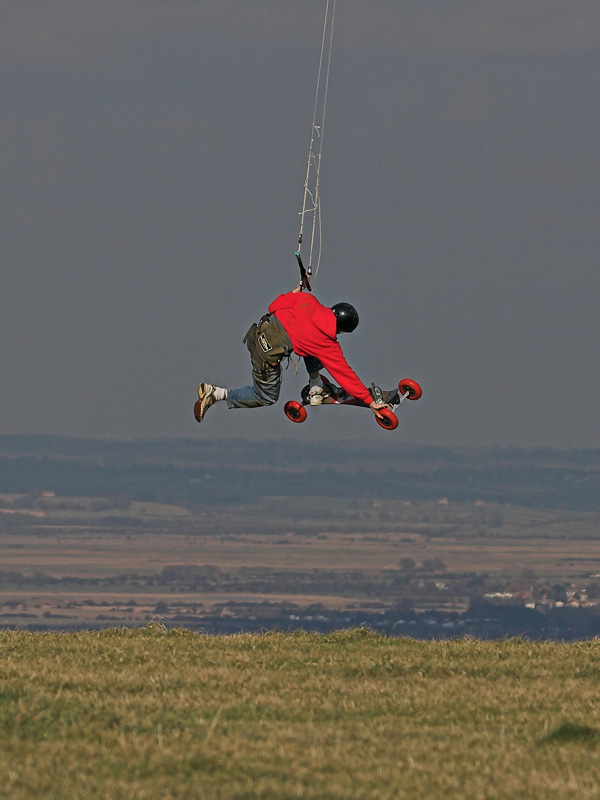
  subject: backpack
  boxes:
[243,314,293,371]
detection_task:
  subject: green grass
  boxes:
[1,628,600,799]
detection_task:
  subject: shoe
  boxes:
[308,386,324,406]
[320,376,342,398]
[194,383,217,423]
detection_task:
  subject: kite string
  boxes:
[297,0,336,286]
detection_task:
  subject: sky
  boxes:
[1,0,599,449]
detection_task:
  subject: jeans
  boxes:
[227,314,292,409]
[227,363,283,409]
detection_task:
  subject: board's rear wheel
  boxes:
[375,408,398,430]
[284,400,307,423]
[398,378,422,400]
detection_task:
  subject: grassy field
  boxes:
[1,628,600,799]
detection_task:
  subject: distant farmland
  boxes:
[1,436,600,638]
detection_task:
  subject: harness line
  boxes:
[296,0,337,290]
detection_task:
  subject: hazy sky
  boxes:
[1,1,599,448]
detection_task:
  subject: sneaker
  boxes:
[194,383,217,423]
[308,386,325,406]
[320,376,342,398]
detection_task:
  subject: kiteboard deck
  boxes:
[284,375,422,430]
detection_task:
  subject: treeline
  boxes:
[1,435,600,510]
[3,565,599,612]
[0,490,128,512]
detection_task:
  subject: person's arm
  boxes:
[318,345,389,416]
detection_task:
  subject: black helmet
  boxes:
[331,302,359,333]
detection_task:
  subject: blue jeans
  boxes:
[227,363,283,409]
[227,314,292,409]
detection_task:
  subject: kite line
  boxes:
[295,0,337,291]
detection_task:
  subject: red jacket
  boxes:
[269,291,372,404]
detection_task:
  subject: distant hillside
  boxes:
[1,434,599,510]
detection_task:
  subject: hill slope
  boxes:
[1,628,599,799]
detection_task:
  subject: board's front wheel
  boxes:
[375,408,398,430]
[398,378,422,400]
[284,400,307,423]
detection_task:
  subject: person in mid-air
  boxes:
[194,284,389,422]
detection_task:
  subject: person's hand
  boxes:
[369,400,389,418]
[292,283,303,294]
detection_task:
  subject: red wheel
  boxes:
[284,400,307,423]
[398,378,422,401]
[375,408,398,431]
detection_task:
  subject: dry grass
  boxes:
[1,628,600,799]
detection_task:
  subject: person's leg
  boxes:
[300,356,328,404]
[227,362,282,409]
[195,314,289,420]
[303,356,323,379]
[227,314,289,409]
